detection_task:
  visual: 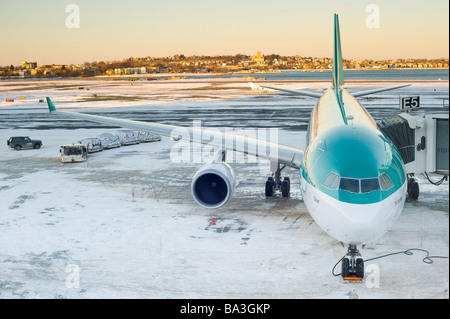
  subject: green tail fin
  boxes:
[332,14,347,124]
[333,14,345,89]
[46,97,56,112]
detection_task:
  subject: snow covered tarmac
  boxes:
[0,79,448,298]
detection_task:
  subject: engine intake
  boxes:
[191,163,236,208]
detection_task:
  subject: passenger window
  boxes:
[379,173,394,190]
[361,178,380,193]
[323,172,339,189]
[339,178,360,193]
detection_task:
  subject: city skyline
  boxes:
[1,0,449,66]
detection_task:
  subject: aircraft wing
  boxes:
[249,83,324,98]
[351,84,411,97]
[46,97,303,169]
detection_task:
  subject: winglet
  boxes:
[333,14,344,89]
[46,97,56,113]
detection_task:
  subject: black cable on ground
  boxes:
[424,172,447,186]
[332,256,345,277]
[332,248,449,277]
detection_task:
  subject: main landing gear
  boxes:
[341,244,364,281]
[407,174,419,199]
[265,162,290,197]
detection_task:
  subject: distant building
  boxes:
[71,65,84,71]
[251,51,265,65]
[51,65,66,70]
[19,70,31,77]
[22,61,37,69]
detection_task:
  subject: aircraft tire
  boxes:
[408,177,419,199]
[341,257,350,278]
[410,181,419,199]
[281,180,290,197]
[355,258,364,279]
[265,178,274,197]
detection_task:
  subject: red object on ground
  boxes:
[211,216,216,226]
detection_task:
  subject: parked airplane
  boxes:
[46,14,411,280]
[249,82,277,93]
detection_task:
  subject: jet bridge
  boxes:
[378,112,449,199]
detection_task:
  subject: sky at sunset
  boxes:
[0,0,448,65]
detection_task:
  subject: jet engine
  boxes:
[191,162,236,208]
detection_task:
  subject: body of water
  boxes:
[188,68,449,81]
[1,68,448,82]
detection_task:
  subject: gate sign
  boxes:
[400,96,420,110]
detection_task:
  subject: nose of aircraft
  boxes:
[338,203,390,244]
[330,183,407,244]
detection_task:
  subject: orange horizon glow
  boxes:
[0,0,448,66]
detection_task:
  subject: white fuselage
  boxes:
[300,174,407,244]
[300,88,408,245]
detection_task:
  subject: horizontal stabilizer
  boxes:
[352,84,411,97]
[250,83,324,98]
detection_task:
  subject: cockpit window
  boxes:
[360,178,380,193]
[339,178,360,193]
[379,173,394,190]
[323,172,339,189]
[323,173,392,193]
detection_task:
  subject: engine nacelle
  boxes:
[191,162,236,209]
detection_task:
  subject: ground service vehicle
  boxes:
[60,144,88,163]
[7,136,42,150]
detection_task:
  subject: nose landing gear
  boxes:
[342,244,364,281]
